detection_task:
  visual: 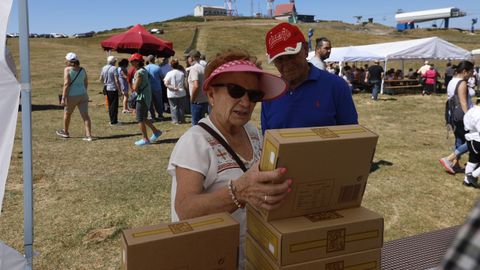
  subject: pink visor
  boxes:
[203,60,288,101]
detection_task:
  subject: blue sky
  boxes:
[6,0,480,35]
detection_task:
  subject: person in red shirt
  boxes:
[422,64,438,95]
[127,66,137,93]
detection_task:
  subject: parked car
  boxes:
[29,33,39,38]
[149,28,164,34]
[51,33,67,38]
[72,31,95,38]
[38,33,54,38]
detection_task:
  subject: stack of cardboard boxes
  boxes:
[246,125,383,270]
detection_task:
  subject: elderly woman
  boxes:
[163,58,187,124]
[129,53,162,146]
[56,52,93,141]
[167,49,292,268]
[440,61,475,175]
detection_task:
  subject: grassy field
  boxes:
[1,18,480,269]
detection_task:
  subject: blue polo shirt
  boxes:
[145,63,162,92]
[261,65,358,133]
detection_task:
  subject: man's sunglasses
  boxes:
[211,83,265,103]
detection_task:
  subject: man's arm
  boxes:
[364,70,370,83]
[336,80,358,125]
[260,102,269,134]
[190,80,199,102]
[114,71,120,92]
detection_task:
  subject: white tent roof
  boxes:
[312,37,472,62]
[472,49,480,55]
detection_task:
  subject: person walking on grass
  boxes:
[145,55,165,121]
[365,60,384,100]
[439,61,476,175]
[129,53,162,146]
[56,52,93,141]
[100,55,121,125]
[117,58,131,114]
[164,58,187,125]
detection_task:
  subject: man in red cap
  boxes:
[261,22,358,133]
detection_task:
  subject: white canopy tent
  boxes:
[308,46,382,62]
[472,49,480,56]
[308,37,472,93]
[312,36,472,62]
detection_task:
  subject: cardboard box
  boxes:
[246,234,381,270]
[258,125,378,221]
[121,212,239,270]
[247,205,383,266]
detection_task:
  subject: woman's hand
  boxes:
[60,96,66,107]
[234,161,292,211]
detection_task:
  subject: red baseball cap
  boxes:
[265,22,305,63]
[203,60,288,101]
[128,53,144,62]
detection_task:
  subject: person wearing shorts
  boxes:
[129,53,162,146]
[56,52,93,141]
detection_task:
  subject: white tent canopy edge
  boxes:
[308,37,472,94]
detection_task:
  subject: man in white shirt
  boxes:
[417,60,431,76]
[308,37,332,70]
[187,50,208,125]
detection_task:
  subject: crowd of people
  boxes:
[55,22,480,268]
[56,49,213,145]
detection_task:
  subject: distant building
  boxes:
[395,7,466,30]
[274,3,314,23]
[194,5,227,17]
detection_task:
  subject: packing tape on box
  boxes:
[132,217,225,238]
[278,127,366,139]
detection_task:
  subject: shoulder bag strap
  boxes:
[68,67,83,87]
[453,79,467,103]
[198,122,247,172]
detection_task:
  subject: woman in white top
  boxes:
[439,61,475,174]
[163,59,186,124]
[167,49,290,269]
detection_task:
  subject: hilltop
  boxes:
[90,16,480,72]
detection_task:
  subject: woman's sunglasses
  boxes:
[211,83,265,103]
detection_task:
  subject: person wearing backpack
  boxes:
[129,53,162,146]
[439,61,476,174]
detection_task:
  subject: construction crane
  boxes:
[267,0,274,18]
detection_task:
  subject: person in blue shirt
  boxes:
[262,22,358,133]
[145,55,164,121]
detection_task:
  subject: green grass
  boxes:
[2,18,480,269]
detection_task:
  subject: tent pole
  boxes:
[401,59,405,77]
[19,0,34,269]
[381,60,387,94]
